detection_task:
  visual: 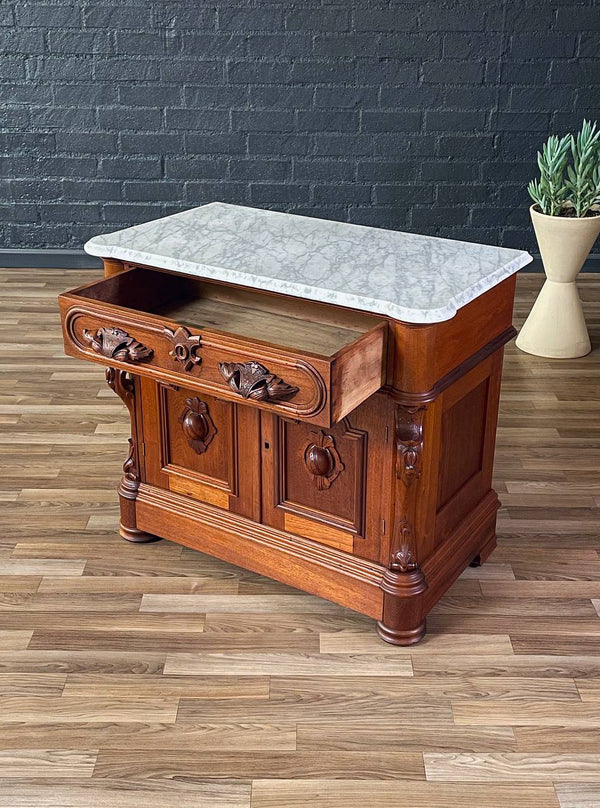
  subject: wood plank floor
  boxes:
[0,270,598,808]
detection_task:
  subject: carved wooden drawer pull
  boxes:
[164,326,202,372]
[178,397,217,455]
[218,360,299,403]
[304,430,344,490]
[83,326,153,362]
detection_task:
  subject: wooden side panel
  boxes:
[139,379,261,521]
[437,380,488,510]
[434,351,503,543]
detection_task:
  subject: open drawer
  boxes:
[59,267,387,427]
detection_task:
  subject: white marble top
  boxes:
[84,202,532,324]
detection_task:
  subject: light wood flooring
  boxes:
[0,270,598,808]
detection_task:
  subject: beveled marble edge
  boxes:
[85,238,532,324]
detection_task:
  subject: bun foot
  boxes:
[119,523,162,543]
[376,619,426,646]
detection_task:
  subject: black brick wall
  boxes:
[1,0,599,252]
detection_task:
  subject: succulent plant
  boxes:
[527,134,571,216]
[565,119,600,217]
[528,120,600,217]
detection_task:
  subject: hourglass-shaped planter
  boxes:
[516,205,600,359]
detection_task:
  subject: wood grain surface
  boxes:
[0,270,598,808]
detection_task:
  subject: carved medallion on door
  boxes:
[178,397,217,455]
[303,430,345,491]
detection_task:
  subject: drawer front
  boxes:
[59,267,386,427]
[61,301,333,426]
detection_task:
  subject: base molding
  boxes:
[135,483,384,620]
[133,482,499,641]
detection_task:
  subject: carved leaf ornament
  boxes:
[390,519,418,572]
[83,326,153,363]
[219,360,299,403]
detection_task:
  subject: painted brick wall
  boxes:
[1,0,599,251]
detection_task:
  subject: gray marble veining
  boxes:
[85,202,532,323]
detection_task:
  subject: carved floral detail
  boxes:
[304,430,345,491]
[178,397,217,455]
[389,519,418,572]
[396,405,426,486]
[164,326,202,372]
[83,327,152,363]
[219,360,299,403]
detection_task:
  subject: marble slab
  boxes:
[85,202,532,324]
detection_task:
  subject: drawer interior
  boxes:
[70,267,383,357]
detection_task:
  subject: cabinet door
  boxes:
[140,378,260,520]
[261,395,393,562]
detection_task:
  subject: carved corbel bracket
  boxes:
[396,405,426,486]
[178,397,217,455]
[164,326,202,372]
[219,360,299,403]
[83,326,153,363]
[304,429,345,491]
[105,367,134,418]
[105,367,139,488]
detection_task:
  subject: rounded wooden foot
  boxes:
[119,523,162,543]
[469,554,482,568]
[376,619,426,646]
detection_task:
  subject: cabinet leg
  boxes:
[377,616,427,646]
[118,474,161,544]
[376,564,428,646]
[119,522,161,544]
[470,531,497,567]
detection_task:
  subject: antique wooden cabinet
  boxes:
[59,203,531,644]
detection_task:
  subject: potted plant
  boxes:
[516,120,600,358]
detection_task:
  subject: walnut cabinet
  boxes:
[59,261,516,644]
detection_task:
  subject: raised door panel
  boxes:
[434,350,503,543]
[261,395,393,562]
[139,377,260,520]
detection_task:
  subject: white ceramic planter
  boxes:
[516,205,600,358]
